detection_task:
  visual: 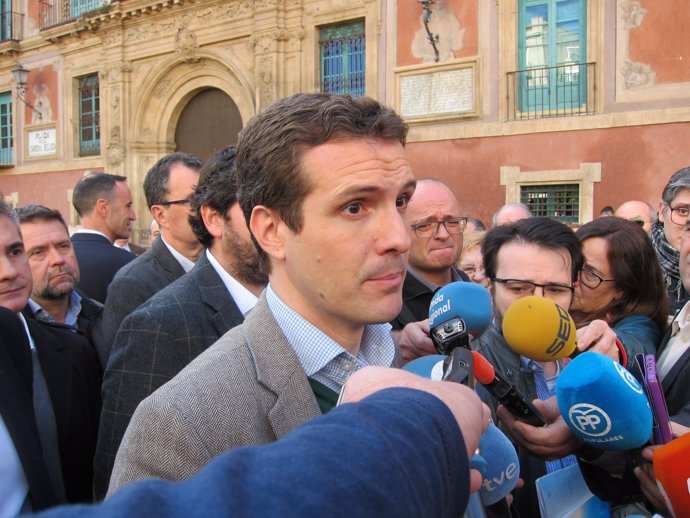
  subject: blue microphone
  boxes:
[402,355,446,381]
[428,282,492,354]
[476,423,520,506]
[556,352,653,451]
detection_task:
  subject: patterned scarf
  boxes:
[651,220,686,305]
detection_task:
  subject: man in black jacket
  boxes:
[0,198,101,511]
[16,205,105,367]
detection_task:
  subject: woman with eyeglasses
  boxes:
[456,231,490,289]
[570,216,669,372]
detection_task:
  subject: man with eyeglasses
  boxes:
[472,217,585,518]
[71,173,137,304]
[654,166,690,315]
[614,200,657,234]
[391,179,469,362]
[96,153,203,364]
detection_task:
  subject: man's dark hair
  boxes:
[0,196,19,231]
[235,93,408,271]
[16,205,69,233]
[482,217,584,283]
[575,217,668,332]
[189,146,238,248]
[143,152,202,209]
[661,166,690,206]
[72,173,127,217]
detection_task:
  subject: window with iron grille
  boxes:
[319,20,365,97]
[520,183,579,223]
[0,92,12,166]
[78,74,100,157]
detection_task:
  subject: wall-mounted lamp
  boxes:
[419,0,440,63]
[11,64,42,122]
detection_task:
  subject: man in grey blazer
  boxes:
[108,93,415,493]
[97,152,203,362]
[95,147,267,498]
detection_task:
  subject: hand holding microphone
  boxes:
[556,351,653,451]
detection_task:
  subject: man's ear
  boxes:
[150,205,166,228]
[200,205,224,239]
[250,205,286,261]
[658,201,666,223]
[95,198,109,219]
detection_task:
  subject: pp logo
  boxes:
[568,404,612,437]
[613,362,644,394]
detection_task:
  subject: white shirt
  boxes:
[161,235,195,273]
[0,415,29,516]
[658,300,690,381]
[205,249,259,317]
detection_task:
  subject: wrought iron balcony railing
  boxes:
[507,62,596,121]
[39,0,110,30]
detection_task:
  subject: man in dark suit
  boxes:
[0,199,101,510]
[97,152,203,362]
[391,179,470,363]
[71,173,136,303]
[94,146,267,498]
[16,205,106,367]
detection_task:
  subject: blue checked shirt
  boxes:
[520,356,577,473]
[266,285,396,393]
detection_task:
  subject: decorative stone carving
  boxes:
[100,61,134,82]
[175,24,200,62]
[621,1,647,30]
[107,125,125,168]
[152,79,173,100]
[621,61,656,90]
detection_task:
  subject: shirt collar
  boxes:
[72,228,111,241]
[265,284,395,379]
[161,235,195,273]
[27,290,82,328]
[205,249,259,317]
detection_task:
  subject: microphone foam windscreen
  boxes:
[471,351,496,385]
[502,295,577,361]
[428,281,492,334]
[653,432,690,518]
[556,352,653,451]
[402,355,446,381]
[477,422,520,505]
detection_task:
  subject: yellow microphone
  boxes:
[502,296,578,362]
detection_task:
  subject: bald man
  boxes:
[615,200,657,234]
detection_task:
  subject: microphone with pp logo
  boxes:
[556,351,653,451]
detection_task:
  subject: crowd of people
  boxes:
[1,92,689,517]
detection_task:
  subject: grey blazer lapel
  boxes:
[150,237,186,280]
[242,295,321,438]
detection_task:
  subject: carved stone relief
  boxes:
[621,1,647,30]
[621,61,656,90]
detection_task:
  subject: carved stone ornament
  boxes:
[621,1,647,30]
[621,60,656,90]
[175,25,200,62]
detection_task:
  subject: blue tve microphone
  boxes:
[428,282,492,354]
[476,423,520,506]
[556,352,653,451]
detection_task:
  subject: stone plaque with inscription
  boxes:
[27,128,57,158]
[400,68,474,118]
